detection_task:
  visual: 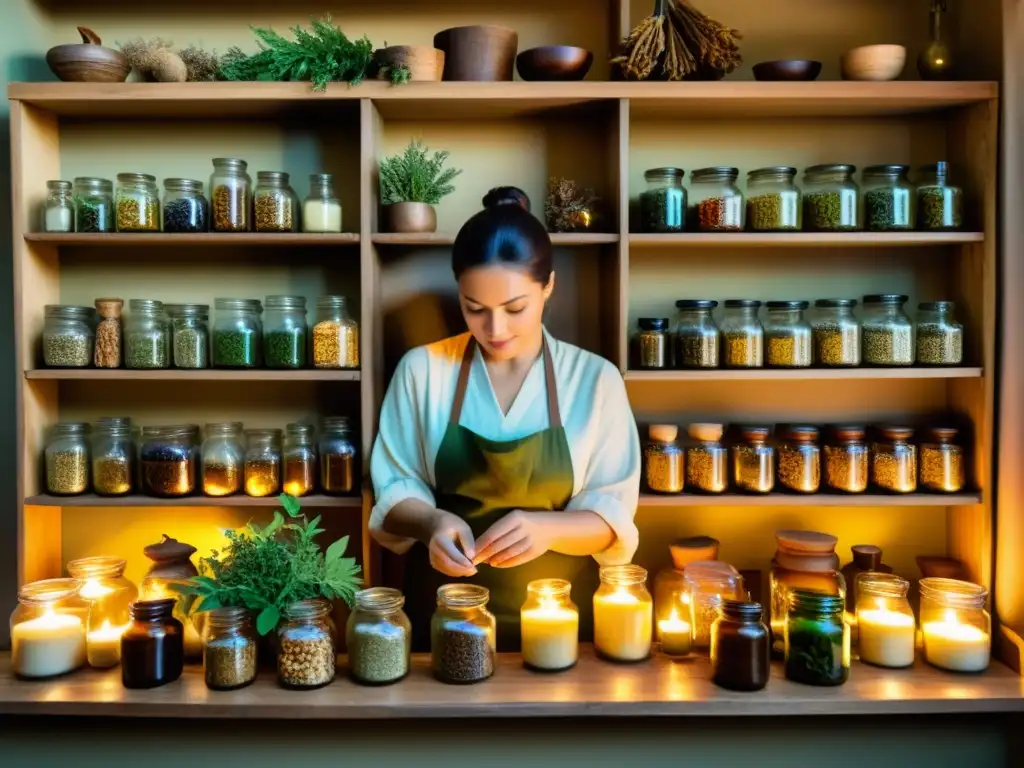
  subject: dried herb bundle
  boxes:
[545,177,599,233]
[179,44,220,82]
[119,37,188,82]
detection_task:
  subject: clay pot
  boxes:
[433,25,518,81]
[384,202,437,233]
[375,45,445,82]
[46,43,130,83]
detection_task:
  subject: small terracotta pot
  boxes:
[375,45,445,82]
[384,202,437,233]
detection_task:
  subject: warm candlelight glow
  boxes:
[923,609,990,672]
[521,586,579,672]
[658,607,692,657]
[857,599,915,668]
[11,608,86,679]
[594,586,653,662]
[86,619,129,669]
[79,578,114,600]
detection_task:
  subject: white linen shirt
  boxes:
[369,329,641,565]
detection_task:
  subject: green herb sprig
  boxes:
[379,140,462,205]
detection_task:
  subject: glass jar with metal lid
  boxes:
[916,161,963,230]
[824,425,869,493]
[746,166,801,231]
[44,180,73,233]
[303,173,343,233]
[862,294,914,366]
[312,296,359,369]
[94,298,123,369]
[862,164,915,231]
[115,173,160,232]
[872,425,917,493]
[764,300,812,367]
[915,300,963,365]
[92,420,134,496]
[720,299,764,368]
[125,299,170,369]
[633,317,671,369]
[689,166,743,231]
[320,416,356,495]
[347,587,412,685]
[784,590,850,686]
[732,425,774,494]
[140,425,197,497]
[244,428,282,497]
[45,422,91,495]
[162,178,208,233]
[283,422,317,497]
[43,305,94,368]
[263,295,307,369]
[644,424,684,494]
[812,298,861,366]
[212,298,262,368]
[73,176,114,233]
[639,167,686,233]
[802,164,859,231]
[432,584,497,683]
[167,303,209,369]
[919,426,965,493]
[210,157,251,232]
[675,299,720,369]
[686,422,728,493]
[778,425,821,493]
[201,422,244,497]
[254,171,298,232]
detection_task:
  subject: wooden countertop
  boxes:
[0,646,1021,719]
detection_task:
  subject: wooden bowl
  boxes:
[375,45,445,82]
[753,59,822,82]
[516,46,593,81]
[841,44,906,81]
[434,25,518,82]
[46,43,130,83]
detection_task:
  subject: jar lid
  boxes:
[788,589,845,612]
[669,536,720,570]
[721,600,762,620]
[130,598,177,620]
[143,534,198,565]
[205,421,243,436]
[246,427,282,440]
[877,424,914,441]
[814,298,858,308]
[129,298,165,312]
[52,422,90,436]
[212,157,248,169]
[644,167,684,180]
[648,424,679,442]
[830,424,866,442]
[283,598,333,619]
[691,166,739,181]
[164,178,204,190]
[863,164,910,176]
[166,302,210,316]
[45,304,93,318]
[94,298,124,317]
[116,172,156,184]
[257,171,290,182]
[688,422,724,442]
[322,416,351,432]
[918,300,955,312]
[47,180,72,190]
[739,425,770,442]
[286,422,316,438]
[436,583,490,607]
[851,544,883,570]
[638,317,668,331]
[747,166,797,179]
[786,425,819,442]
[723,299,761,309]
[675,299,718,310]
[73,176,113,189]
[766,300,809,310]
[214,298,262,311]
[804,163,856,175]
[918,161,951,176]
[317,295,349,308]
[776,529,837,554]
[265,295,307,310]
[310,172,334,184]
[863,294,909,304]
[925,425,959,443]
[355,586,405,612]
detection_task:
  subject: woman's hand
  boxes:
[473,511,553,568]
[428,510,478,578]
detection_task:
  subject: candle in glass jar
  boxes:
[594,588,652,662]
[87,619,129,668]
[658,608,692,657]
[11,610,86,678]
[521,596,578,671]
[923,611,990,672]
[857,605,915,668]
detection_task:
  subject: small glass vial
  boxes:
[167,303,210,369]
[73,176,114,233]
[746,166,801,231]
[764,300,812,367]
[633,317,671,370]
[10,578,88,679]
[210,157,251,232]
[812,298,861,367]
[163,178,208,233]
[856,573,915,669]
[644,424,684,494]
[720,299,764,368]
[45,422,90,495]
[862,294,914,366]
[348,587,412,685]
[784,590,850,686]
[916,300,963,365]
[593,565,653,662]
[115,172,160,232]
[263,295,307,369]
[244,428,281,497]
[520,579,579,671]
[278,599,336,689]
[686,422,728,493]
[320,416,356,495]
[685,562,745,649]
[824,425,869,493]
[202,422,244,497]
[690,166,743,231]
[711,600,770,691]
[313,295,359,369]
[778,425,821,493]
[121,598,184,689]
[203,606,258,691]
[303,173,343,233]
[213,298,262,368]
[140,425,197,498]
[67,556,138,668]
[639,167,686,233]
[675,299,720,369]
[872,425,918,493]
[920,426,966,493]
[802,164,859,231]
[919,577,990,673]
[254,171,298,232]
[432,584,497,683]
[92,420,134,496]
[44,180,74,232]
[43,305,94,368]
[916,161,963,230]
[283,422,317,497]
[732,425,774,494]
[125,299,170,369]
[862,164,915,231]
[94,298,123,369]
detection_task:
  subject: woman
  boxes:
[370,187,641,651]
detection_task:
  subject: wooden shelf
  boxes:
[372,232,619,246]
[639,492,982,507]
[25,369,360,382]
[629,232,985,248]
[25,494,361,508]
[0,648,1018,719]
[24,233,360,246]
[626,367,983,382]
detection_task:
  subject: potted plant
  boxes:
[379,140,462,233]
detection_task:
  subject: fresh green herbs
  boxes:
[379,140,462,205]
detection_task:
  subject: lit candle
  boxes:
[86,619,129,668]
[658,607,692,657]
[923,610,990,672]
[594,587,652,662]
[857,603,915,668]
[11,609,86,679]
[79,578,114,601]
[521,594,578,671]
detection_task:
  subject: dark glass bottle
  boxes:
[121,598,184,689]
[784,590,850,687]
[710,600,770,691]
[840,545,892,614]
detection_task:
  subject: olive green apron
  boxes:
[405,336,598,652]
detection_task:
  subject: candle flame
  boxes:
[943,608,959,624]
[79,578,114,600]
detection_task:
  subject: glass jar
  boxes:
[689,166,743,231]
[44,180,74,232]
[812,298,861,367]
[163,178,208,233]
[43,305,94,368]
[94,298,123,369]
[764,300,812,367]
[203,606,258,691]
[254,171,298,232]
[855,573,915,669]
[802,164,859,231]
[303,173,343,233]
[245,428,282,497]
[633,317,671,369]
[784,590,850,686]
[140,425,197,497]
[824,425,869,493]
[732,425,774,494]
[919,578,990,673]
[210,157,251,232]
[45,422,90,495]
[675,299,720,369]
[122,598,184,689]
[167,303,210,369]
[916,161,963,231]
[654,567,691,658]
[115,172,160,232]
[10,578,89,679]
[711,600,770,691]
[67,556,138,668]
[347,587,412,685]
[862,164,915,231]
[872,425,917,493]
[278,598,337,689]
[639,167,686,233]
[520,579,579,671]
[746,166,801,231]
[313,295,359,369]
[263,295,307,369]
[778,426,821,493]
[201,422,244,497]
[593,565,653,662]
[644,424,684,494]
[916,300,963,365]
[319,416,356,495]
[125,299,170,369]
[720,299,764,368]
[213,298,263,368]
[769,530,844,653]
[283,422,317,497]
[73,176,114,233]
[432,584,497,683]
[686,422,728,493]
[685,561,745,649]
[920,426,965,493]
[92,420,134,496]
[862,294,914,366]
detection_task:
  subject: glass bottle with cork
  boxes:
[823,425,869,493]
[777,425,821,493]
[872,425,918,493]
[769,530,845,654]
[644,424,684,494]
[93,298,123,369]
[303,173,343,233]
[732,425,774,493]
[685,422,728,493]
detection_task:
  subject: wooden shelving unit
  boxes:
[624,367,982,382]
[24,369,361,382]
[25,494,362,508]
[638,492,982,508]
[629,232,985,247]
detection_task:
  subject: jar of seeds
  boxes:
[746,166,801,231]
[93,298,123,369]
[690,166,744,231]
[639,167,686,233]
[73,177,114,233]
[210,158,251,232]
[732,425,774,494]
[633,317,671,369]
[812,299,861,367]
[778,426,821,494]
[915,301,963,365]
[244,429,281,498]
[919,426,965,493]
[802,164,859,231]
[254,171,298,232]
[764,300,812,368]
[167,303,209,369]
[203,606,257,691]
[282,422,317,497]
[824,425,869,493]
[303,173,343,233]
[862,294,914,366]
[644,424,684,494]
[675,300,720,369]
[872,425,917,493]
[201,422,244,497]
[125,299,170,369]
[45,422,90,495]
[862,164,915,231]
[263,295,307,369]
[313,296,359,369]
[347,587,412,686]
[42,305,94,368]
[916,162,963,231]
[115,173,160,232]
[140,425,197,497]
[431,584,496,684]
[686,423,728,494]
[212,298,262,368]
[720,300,764,368]
[92,420,133,496]
[320,417,356,495]
[278,598,336,690]
[163,178,208,233]
[43,180,73,233]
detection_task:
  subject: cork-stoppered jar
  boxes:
[686,422,728,494]
[313,296,359,369]
[644,424,684,494]
[916,161,963,231]
[919,426,965,493]
[640,167,686,233]
[862,294,914,366]
[210,158,251,232]
[115,173,160,232]
[254,171,298,233]
[278,599,336,690]
[720,300,764,368]
[777,426,821,493]
[746,166,801,231]
[872,425,918,493]
[915,301,963,365]
[202,422,244,497]
[633,317,671,370]
[769,530,844,654]
[824,425,869,493]
[690,166,743,231]
[94,298,123,369]
[862,164,915,231]
[812,299,861,367]
[45,422,90,496]
[732,425,774,494]
[675,299,720,369]
[43,305,94,368]
[432,584,496,684]
[764,300,812,368]
[347,587,412,686]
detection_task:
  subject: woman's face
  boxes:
[458,265,553,361]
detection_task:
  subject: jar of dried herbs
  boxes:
[43,180,73,233]
[689,166,743,232]
[125,299,170,369]
[93,298,123,369]
[862,164,915,231]
[720,299,764,368]
[73,177,114,233]
[115,173,160,232]
[203,606,257,691]
[915,301,963,365]
[686,422,728,494]
[746,166,801,231]
[92,420,133,496]
[347,587,411,686]
[862,294,914,366]
[812,298,861,367]
[254,171,298,232]
[283,422,317,497]
[644,424,684,494]
[824,425,869,493]
[210,158,251,232]
[163,178,208,233]
[42,305,94,368]
[778,426,821,494]
[201,422,244,497]
[633,317,671,369]
[140,425,197,498]
[167,303,209,369]
[802,164,859,231]
[732,425,774,494]
[784,590,849,687]
[263,295,307,369]
[764,300,811,367]
[431,584,496,684]
[639,167,686,233]
[675,299,720,369]
[45,422,90,495]
[212,298,262,368]
[920,426,965,493]
[320,417,356,495]
[278,599,336,690]
[872,425,917,493]
[313,296,359,369]
[245,428,281,497]
[916,161,963,231]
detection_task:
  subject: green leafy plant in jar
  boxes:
[379,140,462,234]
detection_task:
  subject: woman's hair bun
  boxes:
[482,186,531,212]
